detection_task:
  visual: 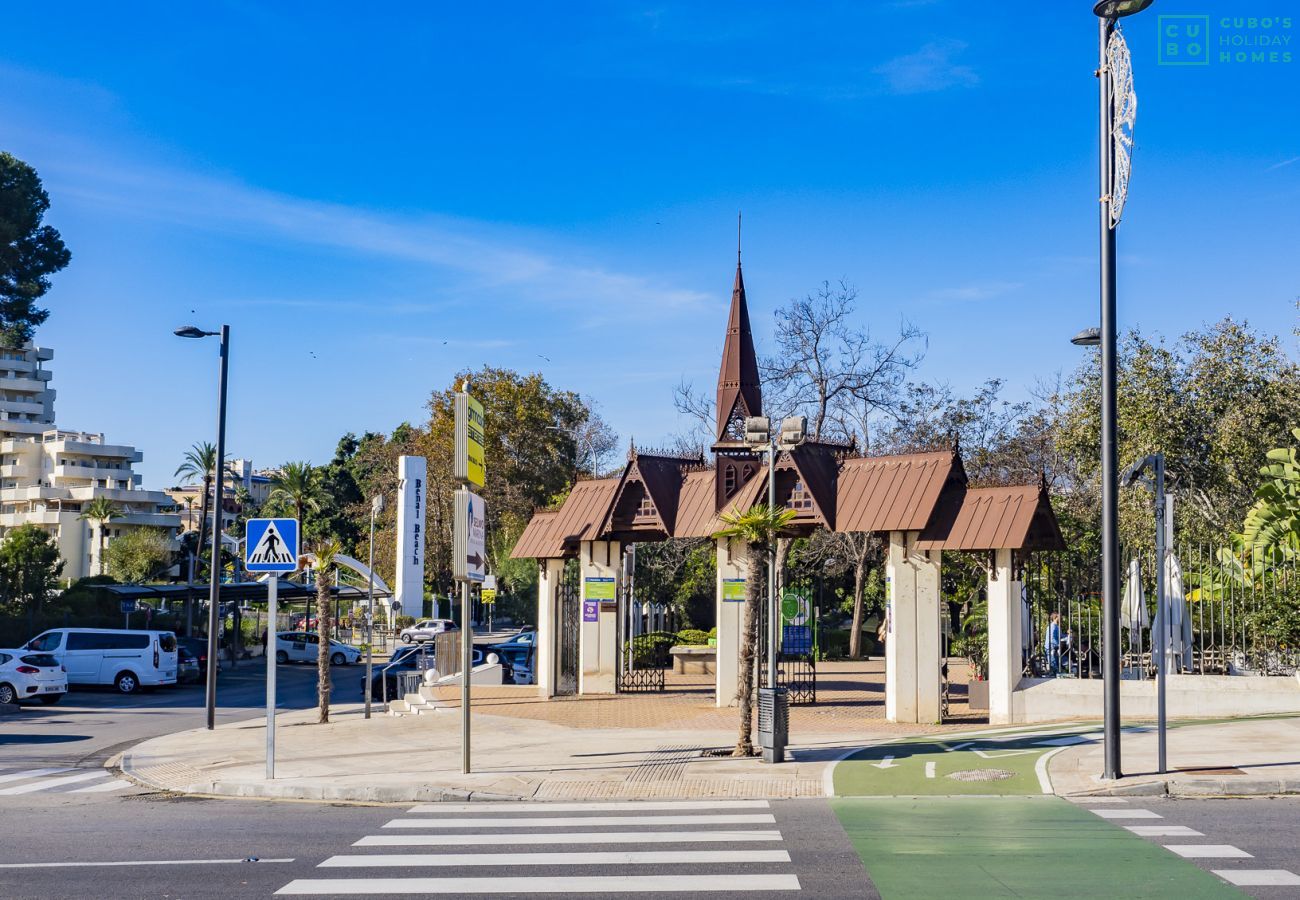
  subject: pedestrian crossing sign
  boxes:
[245,518,300,572]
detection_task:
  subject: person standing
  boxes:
[1045,612,1063,676]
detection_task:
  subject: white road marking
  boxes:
[407,800,770,814]
[1067,797,1128,804]
[277,874,803,894]
[971,748,1037,759]
[1034,735,1097,747]
[1090,809,1161,819]
[941,742,974,753]
[0,858,295,869]
[1165,844,1253,859]
[356,830,784,847]
[382,814,775,829]
[319,850,793,867]
[924,762,936,779]
[0,767,74,784]
[1125,825,1204,837]
[70,778,134,793]
[871,756,897,769]
[1212,870,1300,887]
[0,770,109,795]
[1035,747,1068,794]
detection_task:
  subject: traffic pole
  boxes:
[461,578,472,774]
[266,575,277,779]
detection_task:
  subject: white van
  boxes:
[24,629,178,694]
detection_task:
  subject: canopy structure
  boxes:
[509,241,1065,724]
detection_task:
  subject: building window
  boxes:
[788,479,814,512]
[723,465,737,498]
[636,493,656,519]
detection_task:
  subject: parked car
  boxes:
[23,628,178,694]
[274,632,361,666]
[175,636,221,679]
[176,647,202,684]
[398,619,458,644]
[0,649,68,705]
[361,645,483,701]
[484,630,536,685]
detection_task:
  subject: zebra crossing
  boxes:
[277,799,803,896]
[0,766,136,796]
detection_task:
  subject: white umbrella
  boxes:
[1163,551,1192,673]
[1121,559,1148,654]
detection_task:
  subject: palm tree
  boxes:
[712,503,797,757]
[269,461,320,526]
[78,497,120,576]
[174,442,220,574]
[313,539,341,724]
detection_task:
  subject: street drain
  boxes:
[947,768,1014,782]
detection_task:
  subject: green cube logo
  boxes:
[1158,15,1210,65]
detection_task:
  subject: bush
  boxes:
[708,626,717,638]
[626,631,675,666]
[394,615,416,630]
[675,629,711,646]
[951,633,989,680]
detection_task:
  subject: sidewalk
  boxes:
[1048,715,1300,797]
[117,698,903,803]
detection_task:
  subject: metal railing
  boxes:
[1021,543,1299,679]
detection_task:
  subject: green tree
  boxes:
[77,497,120,576]
[1240,427,1300,570]
[269,461,320,528]
[105,528,174,584]
[0,524,64,614]
[313,436,364,549]
[0,152,71,347]
[312,540,340,724]
[175,442,224,575]
[713,503,796,757]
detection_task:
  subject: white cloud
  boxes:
[872,40,979,95]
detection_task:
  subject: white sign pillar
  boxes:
[885,531,942,724]
[714,538,747,708]
[987,548,1023,725]
[394,455,427,626]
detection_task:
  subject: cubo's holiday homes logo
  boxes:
[1158,14,1293,66]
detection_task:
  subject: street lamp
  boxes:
[1092,0,1152,780]
[1122,453,1168,774]
[364,493,384,720]
[175,324,230,731]
[1071,327,1101,347]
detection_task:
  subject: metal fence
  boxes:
[1022,544,1299,679]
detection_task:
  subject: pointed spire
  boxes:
[715,216,762,442]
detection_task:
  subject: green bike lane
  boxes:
[825,723,1245,899]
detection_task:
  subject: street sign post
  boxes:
[453,385,486,775]
[245,518,299,779]
[121,598,136,628]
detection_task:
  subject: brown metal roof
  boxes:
[674,465,769,538]
[916,484,1066,551]
[509,509,562,559]
[509,477,619,559]
[835,450,964,533]
[776,443,841,530]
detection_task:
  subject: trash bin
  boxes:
[757,686,789,764]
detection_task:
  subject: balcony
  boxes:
[53,463,135,482]
[0,398,48,416]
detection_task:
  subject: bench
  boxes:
[669,645,716,675]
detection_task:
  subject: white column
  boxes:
[987,548,1022,724]
[715,537,747,708]
[578,540,620,695]
[393,455,426,627]
[536,558,563,698]
[885,531,943,724]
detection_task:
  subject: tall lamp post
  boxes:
[1092,0,1153,780]
[175,324,230,731]
[364,492,384,720]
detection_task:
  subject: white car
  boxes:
[274,632,361,666]
[0,649,68,705]
[399,619,458,644]
[24,628,178,693]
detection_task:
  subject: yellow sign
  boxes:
[455,390,486,489]
[481,588,497,604]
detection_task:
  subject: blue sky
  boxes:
[2,1,1296,488]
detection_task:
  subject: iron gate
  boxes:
[556,558,580,696]
[754,572,818,705]
[618,548,665,692]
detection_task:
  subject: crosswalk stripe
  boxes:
[356,831,784,847]
[0,770,109,795]
[320,850,793,868]
[383,814,776,829]
[1089,809,1161,819]
[1164,844,1252,859]
[406,801,770,814]
[0,768,74,785]
[277,874,803,894]
[69,779,135,794]
[1124,825,1203,837]
[1212,869,1300,887]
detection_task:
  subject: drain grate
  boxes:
[947,768,1015,782]
[626,745,700,784]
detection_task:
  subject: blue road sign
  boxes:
[245,518,300,573]
[120,599,136,614]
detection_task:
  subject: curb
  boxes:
[1065,777,1300,799]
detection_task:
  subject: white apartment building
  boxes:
[0,344,181,582]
